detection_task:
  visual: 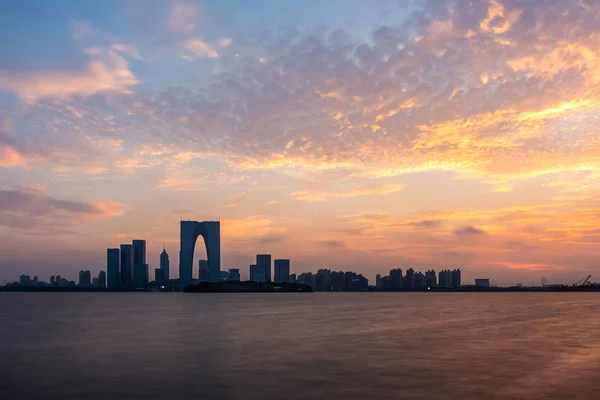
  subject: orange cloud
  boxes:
[292,183,404,202]
[0,145,26,168]
[0,50,138,104]
[90,201,127,217]
[221,215,285,241]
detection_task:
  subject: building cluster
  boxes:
[13,271,107,288]
[247,254,291,283]
[376,268,461,289]
[295,269,369,291]
[76,270,107,288]
[106,239,160,289]
[197,259,241,282]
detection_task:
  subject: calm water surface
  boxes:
[2,292,600,399]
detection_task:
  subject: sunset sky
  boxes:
[1,0,600,285]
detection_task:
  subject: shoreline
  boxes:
[2,286,600,293]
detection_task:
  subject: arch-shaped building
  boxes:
[179,221,220,286]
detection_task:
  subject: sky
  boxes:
[1,0,600,286]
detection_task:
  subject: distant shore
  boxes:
[183,281,313,293]
[3,285,600,293]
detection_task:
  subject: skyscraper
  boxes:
[298,272,315,287]
[439,270,453,287]
[107,248,120,289]
[425,270,437,288]
[331,271,345,289]
[155,268,165,284]
[98,270,106,288]
[160,246,169,282]
[256,254,272,282]
[413,271,426,289]
[227,269,241,281]
[134,263,148,288]
[132,240,147,288]
[78,270,91,287]
[389,268,403,289]
[405,268,415,288]
[315,269,332,290]
[120,244,134,289]
[274,259,291,283]
[249,264,264,282]
[451,269,461,287]
[199,260,209,281]
[179,220,220,285]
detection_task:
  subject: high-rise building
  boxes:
[315,269,332,290]
[227,269,241,281]
[256,254,272,282]
[132,240,146,288]
[98,270,106,288]
[199,260,209,281]
[92,277,99,287]
[249,264,264,282]
[220,271,229,281]
[50,276,56,286]
[160,247,170,282]
[78,270,91,286]
[389,268,403,289]
[376,274,382,288]
[107,248,120,289]
[451,269,461,287]
[330,271,345,289]
[439,270,452,287]
[19,275,30,286]
[155,268,165,284]
[405,268,415,288]
[179,220,220,285]
[413,271,426,289]
[345,273,368,290]
[134,263,148,288]
[289,273,297,284]
[274,259,291,283]
[120,244,134,289]
[298,272,315,287]
[425,270,437,288]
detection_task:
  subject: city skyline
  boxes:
[2,0,600,286]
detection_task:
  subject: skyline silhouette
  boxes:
[1,0,600,286]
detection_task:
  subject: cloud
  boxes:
[182,37,219,59]
[10,0,600,183]
[218,37,233,48]
[321,240,345,248]
[453,226,488,236]
[410,220,441,228]
[292,184,404,202]
[167,1,197,32]
[221,215,285,241]
[0,186,125,233]
[0,49,138,104]
[0,145,26,168]
[260,234,286,244]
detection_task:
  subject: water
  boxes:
[2,292,600,399]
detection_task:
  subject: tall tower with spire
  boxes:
[160,245,170,282]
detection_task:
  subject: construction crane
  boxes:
[573,275,592,287]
